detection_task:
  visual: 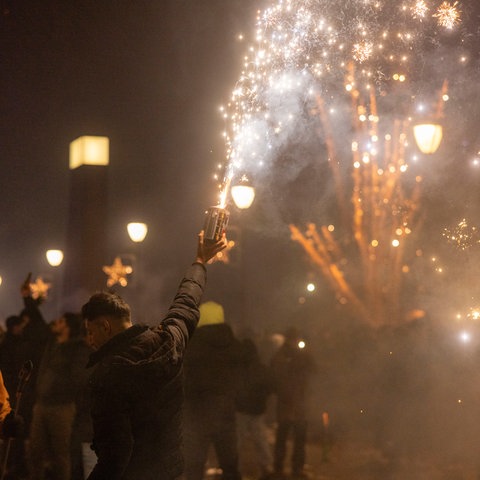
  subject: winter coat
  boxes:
[184,322,244,415]
[270,342,315,422]
[35,337,92,406]
[235,338,273,415]
[86,262,206,480]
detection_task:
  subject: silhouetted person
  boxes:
[270,327,315,479]
[29,313,91,480]
[0,315,30,479]
[81,232,225,480]
[183,301,244,480]
[235,337,274,479]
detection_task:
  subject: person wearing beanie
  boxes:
[183,301,245,480]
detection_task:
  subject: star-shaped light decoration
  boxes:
[102,257,133,287]
[30,276,51,301]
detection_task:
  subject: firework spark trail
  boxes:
[443,218,480,250]
[216,0,462,205]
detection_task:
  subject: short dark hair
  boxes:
[81,292,131,323]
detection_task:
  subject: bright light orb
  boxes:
[46,249,64,267]
[298,340,306,349]
[231,185,256,209]
[413,124,443,154]
[127,223,148,243]
[306,283,315,292]
[459,330,471,344]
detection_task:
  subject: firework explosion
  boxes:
[215,0,462,204]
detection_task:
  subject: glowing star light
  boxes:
[30,277,51,301]
[103,257,133,287]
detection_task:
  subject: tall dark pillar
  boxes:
[62,136,109,307]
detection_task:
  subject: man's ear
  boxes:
[102,318,112,334]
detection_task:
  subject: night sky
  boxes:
[1,0,480,336]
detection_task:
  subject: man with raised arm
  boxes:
[81,231,226,480]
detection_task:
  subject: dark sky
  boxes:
[0,0,480,335]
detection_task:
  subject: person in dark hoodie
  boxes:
[183,301,244,480]
[81,231,226,480]
[29,312,92,480]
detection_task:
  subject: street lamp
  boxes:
[127,222,148,243]
[231,184,255,210]
[230,184,255,327]
[413,123,443,154]
[46,249,64,267]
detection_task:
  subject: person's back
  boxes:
[270,327,315,478]
[87,324,186,479]
[183,301,243,480]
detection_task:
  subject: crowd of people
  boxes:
[0,232,317,480]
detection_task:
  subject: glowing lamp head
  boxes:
[127,222,148,243]
[231,185,255,209]
[69,136,109,169]
[413,124,443,154]
[46,249,64,267]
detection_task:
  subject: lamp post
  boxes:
[126,222,148,321]
[127,222,148,243]
[46,249,64,313]
[413,123,443,154]
[231,183,255,327]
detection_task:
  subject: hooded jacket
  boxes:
[86,262,206,480]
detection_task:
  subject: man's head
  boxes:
[50,312,82,341]
[5,315,27,336]
[81,292,132,350]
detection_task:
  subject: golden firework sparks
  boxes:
[353,41,374,63]
[433,1,461,29]
[412,0,429,19]
[442,218,480,250]
[214,0,463,204]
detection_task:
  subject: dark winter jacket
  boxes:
[86,262,206,480]
[270,342,315,422]
[36,336,92,406]
[235,338,273,415]
[184,322,244,411]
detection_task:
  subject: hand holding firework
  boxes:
[195,229,227,265]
